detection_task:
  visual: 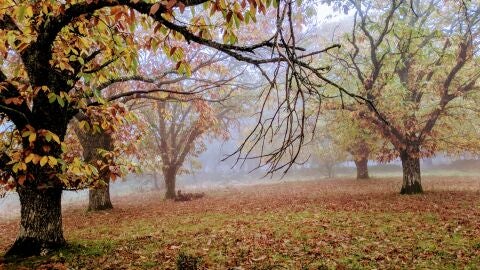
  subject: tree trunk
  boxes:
[75,125,114,211]
[400,150,423,194]
[354,157,369,179]
[164,168,176,199]
[152,171,161,190]
[5,186,65,257]
[326,163,335,178]
[88,180,113,211]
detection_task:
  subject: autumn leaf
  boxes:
[166,0,177,10]
[25,153,35,163]
[17,175,26,185]
[40,156,48,167]
[48,156,58,167]
[28,132,36,143]
[149,3,160,15]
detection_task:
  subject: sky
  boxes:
[316,3,353,23]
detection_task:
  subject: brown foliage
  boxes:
[1,176,479,268]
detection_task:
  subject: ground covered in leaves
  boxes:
[1,177,480,269]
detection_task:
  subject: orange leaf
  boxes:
[150,3,160,15]
[166,0,177,10]
[18,175,26,185]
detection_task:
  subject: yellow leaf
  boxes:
[48,156,57,167]
[51,133,60,144]
[12,163,18,173]
[28,132,36,143]
[25,153,34,163]
[40,156,48,167]
[25,6,33,17]
[72,166,81,175]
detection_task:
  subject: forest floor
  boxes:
[1,176,480,269]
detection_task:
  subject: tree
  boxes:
[71,104,140,211]
[114,45,241,197]
[1,0,344,256]
[75,126,115,210]
[311,135,347,178]
[318,109,382,180]
[142,97,231,199]
[327,0,480,193]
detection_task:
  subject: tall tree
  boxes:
[0,1,240,257]
[327,0,480,193]
[0,0,344,256]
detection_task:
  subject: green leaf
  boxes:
[57,96,65,107]
[48,93,57,103]
[16,6,27,22]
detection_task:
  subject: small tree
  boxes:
[323,110,382,180]
[71,104,140,211]
[311,136,347,178]
[142,98,229,199]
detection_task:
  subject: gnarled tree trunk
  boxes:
[88,180,113,211]
[5,186,65,257]
[354,157,369,180]
[400,149,423,194]
[163,167,177,199]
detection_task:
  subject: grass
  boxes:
[1,176,480,269]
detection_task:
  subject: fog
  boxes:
[2,133,479,220]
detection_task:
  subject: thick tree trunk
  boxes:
[5,186,65,257]
[164,168,177,199]
[354,157,369,179]
[400,150,423,194]
[88,180,113,211]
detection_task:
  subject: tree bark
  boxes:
[354,157,369,179]
[5,186,66,257]
[88,180,113,211]
[164,168,177,199]
[400,150,423,194]
[75,126,114,211]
